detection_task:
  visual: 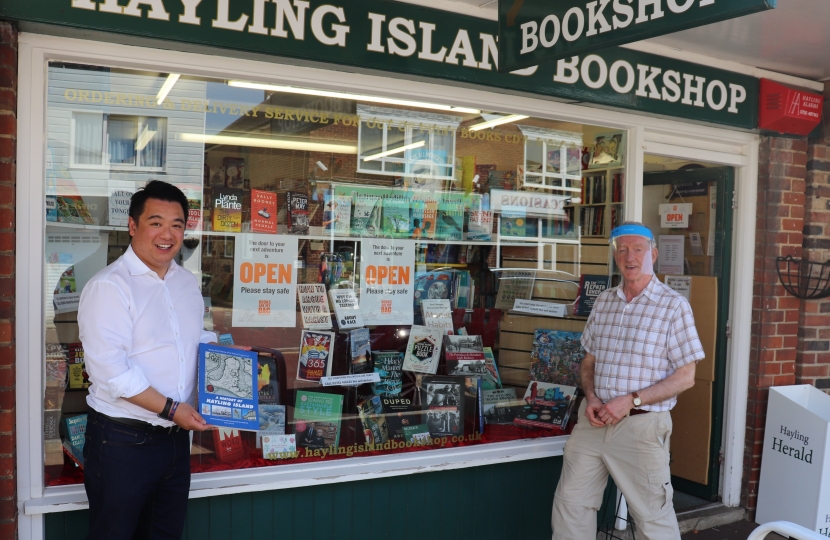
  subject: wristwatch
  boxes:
[632,392,642,408]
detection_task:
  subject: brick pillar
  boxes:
[0,20,15,539]
[743,136,806,514]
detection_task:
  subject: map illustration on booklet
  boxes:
[198,344,259,430]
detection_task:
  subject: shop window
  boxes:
[71,112,167,170]
[356,105,459,182]
[41,62,625,489]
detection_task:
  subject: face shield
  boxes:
[610,224,656,277]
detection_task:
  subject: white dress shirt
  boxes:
[78,245,216,426]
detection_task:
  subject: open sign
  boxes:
[659,203,692,229]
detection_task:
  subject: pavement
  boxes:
[681,520,785,540]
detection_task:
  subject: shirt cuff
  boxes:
[107,366,151,400]
[200,330,218,344]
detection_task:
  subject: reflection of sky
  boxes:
[205,82,265,134]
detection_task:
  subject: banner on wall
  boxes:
[360,239,415,326]
[232,234,298,327]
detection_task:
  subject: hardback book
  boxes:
[421,375,464,438]
[256,403,286,449]
[262,434,297,460]
[250,189,278,233]
[198,344,259,430]
[530,330,585,389]
[413,271,455,325]
[467,209,493,241]
[494,269,536,310]
[371,351,405,396]
[329,289,364,330]
[381,195,411,237]
[575,274,611,317]
[443,335,486,377]
[286,191,310,234]
[213,428,245,462]
[420,299,454,335]
[67,343,90,390]
[420,198,439,240]
[500,206,527,237]
[436,200,463,240]
[351,193,381,237]
[402,325,443,374]
[402,424,431,445]
[349,327,373,375]
[212,187,243,232]
[107,181,134,227]
[513,381,578,430]
[297,330,335,382]
[357,395,390,445]
[323,194,352,235]
[294,391,344,449]
[257,355,280,404]
[482,388,522,425]
[481,347,503,390]
[381,395,418,441]
[297,284,332,329]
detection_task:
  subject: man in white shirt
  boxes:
[79,181,216,540]
[551,223,705,540]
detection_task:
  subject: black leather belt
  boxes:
[91,409,182,434]
[629,409,650,416]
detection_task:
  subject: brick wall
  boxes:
[743,136,806,513]
[0,20,14,539]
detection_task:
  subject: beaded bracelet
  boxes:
[168,400,180,422]
[158,397,173,420]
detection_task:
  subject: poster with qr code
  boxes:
[232,234,298,327]
[360,239,415,326]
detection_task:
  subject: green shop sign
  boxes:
[0,0,759,129]
[498,0,775,72]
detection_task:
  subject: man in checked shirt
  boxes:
[552,223,705,540]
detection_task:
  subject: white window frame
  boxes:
[518,125,583,192]
[17,33,765,537]
[68,111,168,172]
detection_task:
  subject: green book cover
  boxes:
[500,205,527,237]
[402,424,431,445]
[294,391,344,449]
[372,351,405,396]
[436,200,463,240]
[381,195,411,237]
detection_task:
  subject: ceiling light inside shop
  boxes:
[227,81,481,115]
[362,140,425,162]
[467,114,529,131]
[180,133,357,154]
[156,73,180,105]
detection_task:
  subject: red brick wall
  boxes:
[743,136,806,513]
[0,20,14,539]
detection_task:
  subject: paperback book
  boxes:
[467,209,493,241]
[436,200,463,240]
[212,187,243,232]
[420,198,438,240]
[250,189,278,233]
[329,288,364,330]
[67,343,90,390]
[349,327,373,375]
[286,191,310,234]
[500,206,527,237]
[351,193,381,237]
[481,347,503,390]
[413,271,455,325]
[372,351,405,396]
[357,395,390,445]
[530,330,585,388]
[421,375,464,438]
[402,424,431,445]
[482,388,522,425]
[294,391,344,449]
[257,355,280,404]
[198,344,259,430]
[381,395,419,441]
[420,298,454,335]
[297,284,332,329]
[62,413,87,467]
[256,403,285,449]
[213,428,245,462]
[575,274,611,317]
[513,381,578,430]
[323,194,352,235]
[297,330,335,382]
[262,434,297,460]
[381,195,411,237]
[444,335,486,377]
[402,325,443,374]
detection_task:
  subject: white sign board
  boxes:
[664,276,692,302]
[757,385,830,535]
[320,373,381,387]
[329,289,364,329]
[657,235,684,275]
[512,299,567,318]
[297,284,332,329]
[659,203,692,228]
[689,232,704,256]
[360,239,415,325]
[232,234,298,327]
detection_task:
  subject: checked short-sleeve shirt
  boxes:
[580,275,704,412]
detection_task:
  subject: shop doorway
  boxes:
[641,160,735,504]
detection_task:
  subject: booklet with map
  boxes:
[198,344,259,430]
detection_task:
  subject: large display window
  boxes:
[42,62,626,486]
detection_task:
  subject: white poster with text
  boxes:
[658,235,685,275]
[360,239,415,326]
[232,234,298,327]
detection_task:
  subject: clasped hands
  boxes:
[585,394,633,427]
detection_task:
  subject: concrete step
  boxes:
[597,503,746,540]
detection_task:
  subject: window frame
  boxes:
[519,125,583,192]
[68,110,168,172]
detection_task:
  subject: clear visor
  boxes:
[610,225,655,277]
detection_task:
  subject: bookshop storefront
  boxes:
[3,1,806,537]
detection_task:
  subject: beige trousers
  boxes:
[552,401,679,540]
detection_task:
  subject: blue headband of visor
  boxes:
[610,224,654,241]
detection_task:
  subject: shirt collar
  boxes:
[123,245,179,279]
[615,275,660,303]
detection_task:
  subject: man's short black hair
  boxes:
[129,180,188,222]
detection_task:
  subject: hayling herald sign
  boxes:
[499,0,776,72]
[0,0,759,129]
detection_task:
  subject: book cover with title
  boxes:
[198,344,259,430]
[250,189,278,233]
[212,187,243,232]
[295,391,344,449]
